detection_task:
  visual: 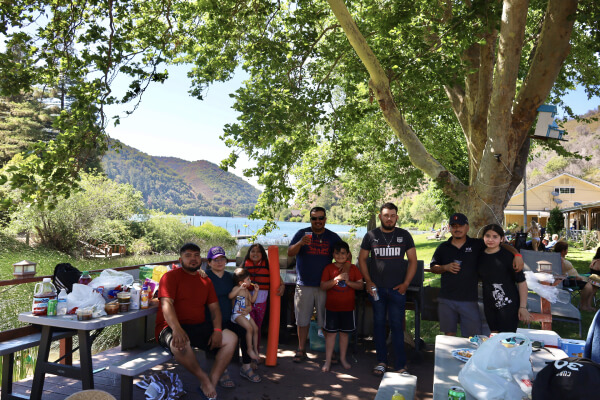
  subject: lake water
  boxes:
[183,215,367,245]
[183,215,427,245]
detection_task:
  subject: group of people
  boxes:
[155,205,596,399]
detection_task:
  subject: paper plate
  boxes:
[451,348,475,362]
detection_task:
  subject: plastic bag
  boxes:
[152,265,169,283]
[139,265,155,281]
[524,271,570,303]
[89,269,134,300]
[66,283,106,317]
[458,332,533,399]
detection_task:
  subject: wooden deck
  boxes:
[7,336,435,399]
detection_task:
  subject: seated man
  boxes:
[155,243,237,400]
[546,234,559,250]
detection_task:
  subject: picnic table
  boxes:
[18,306,158,400]
[432,334,568,399]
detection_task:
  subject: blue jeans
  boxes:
[370,287,406,370]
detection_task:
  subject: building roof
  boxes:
[561,200,600,212]
[512,173,600,197]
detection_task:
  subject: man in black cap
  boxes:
[430,213,523,336]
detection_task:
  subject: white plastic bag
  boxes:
[67,283,106,317]
[89,269,134,300]
[524,271,570,303]
[458,332,533,400]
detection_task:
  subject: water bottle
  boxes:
[57,289,68,315]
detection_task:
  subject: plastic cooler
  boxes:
[559,338,585,357]
[309,320,339,353]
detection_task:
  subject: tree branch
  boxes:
[326,0,466,195]
[511,0,579,147]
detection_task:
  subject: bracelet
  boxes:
[519,306,527,309]
[213,328,222,332]
[515,254,522,257]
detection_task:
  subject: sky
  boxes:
[104,65,599,189]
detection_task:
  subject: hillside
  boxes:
[518,107,600,191]
[102,141,260,216]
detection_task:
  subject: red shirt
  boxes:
[321,263,363,312]
[155,267,218,339]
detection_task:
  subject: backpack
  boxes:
[532,357,600,399]
[52,263,82,293]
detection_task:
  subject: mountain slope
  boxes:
[102,141,260,216]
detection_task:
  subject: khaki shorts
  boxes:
[294,285,326,328]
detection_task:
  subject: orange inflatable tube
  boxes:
[265,245,281,366]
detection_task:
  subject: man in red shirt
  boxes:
[156,243,236,400]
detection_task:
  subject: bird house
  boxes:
[534,105,565,140]
[536,260,553,273]
[13,260,37,279]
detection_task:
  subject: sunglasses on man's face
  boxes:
[311,216,326,221]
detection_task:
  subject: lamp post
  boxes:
[13,260,37,279]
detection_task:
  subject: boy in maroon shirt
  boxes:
[320,241,363,371]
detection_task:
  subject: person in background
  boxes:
[358,202,417,376]
[478,224,532,332]
[526,220,541,251]
[320,241,363,372]
[156,243,237,400]
[205,246,261,387]
[546,234,559,250]
[287,206,341,363]
[242,244,285,368]
[555,242,596,312]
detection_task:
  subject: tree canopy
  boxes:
[1,0,599,230]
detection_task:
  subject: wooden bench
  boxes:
[1,329,75,400]
[107,345,172,399]
[374,371,417,400]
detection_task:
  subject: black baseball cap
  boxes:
[532,357,600,399]
[449,213,469,225]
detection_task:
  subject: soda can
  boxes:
[448,386,466,400]
[371,286,379,301]
[47,299,58,316]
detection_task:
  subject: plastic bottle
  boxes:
[78,271,92,285]
[32,278,57,316]
[391,390,405,400]
[140,285,149,309]
[57,289,68,315]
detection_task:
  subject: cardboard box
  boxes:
[559,338,585,358]
[516,328,561,348]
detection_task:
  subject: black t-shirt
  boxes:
[478,248,525,310]
[360,227,415,288]
[430,236,486,301]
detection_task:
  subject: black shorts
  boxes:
[323,309,356,333]
[158,322,213,354]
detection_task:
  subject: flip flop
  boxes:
[196,386,217,400]
[240,366,262,383]
[293,349,308,363]
[218,371,235,388]
[372,363,386,377]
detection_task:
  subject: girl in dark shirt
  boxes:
[479,224,532,332]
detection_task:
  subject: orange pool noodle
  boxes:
[265,245,281,366]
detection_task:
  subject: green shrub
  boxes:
[190,222,236,248]
[142,213,197,253]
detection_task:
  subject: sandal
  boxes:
[250,359,259,370]
[218,371,235,388]
[372,363,387,377]
[293,349,308,363]
[240,366,262,383]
